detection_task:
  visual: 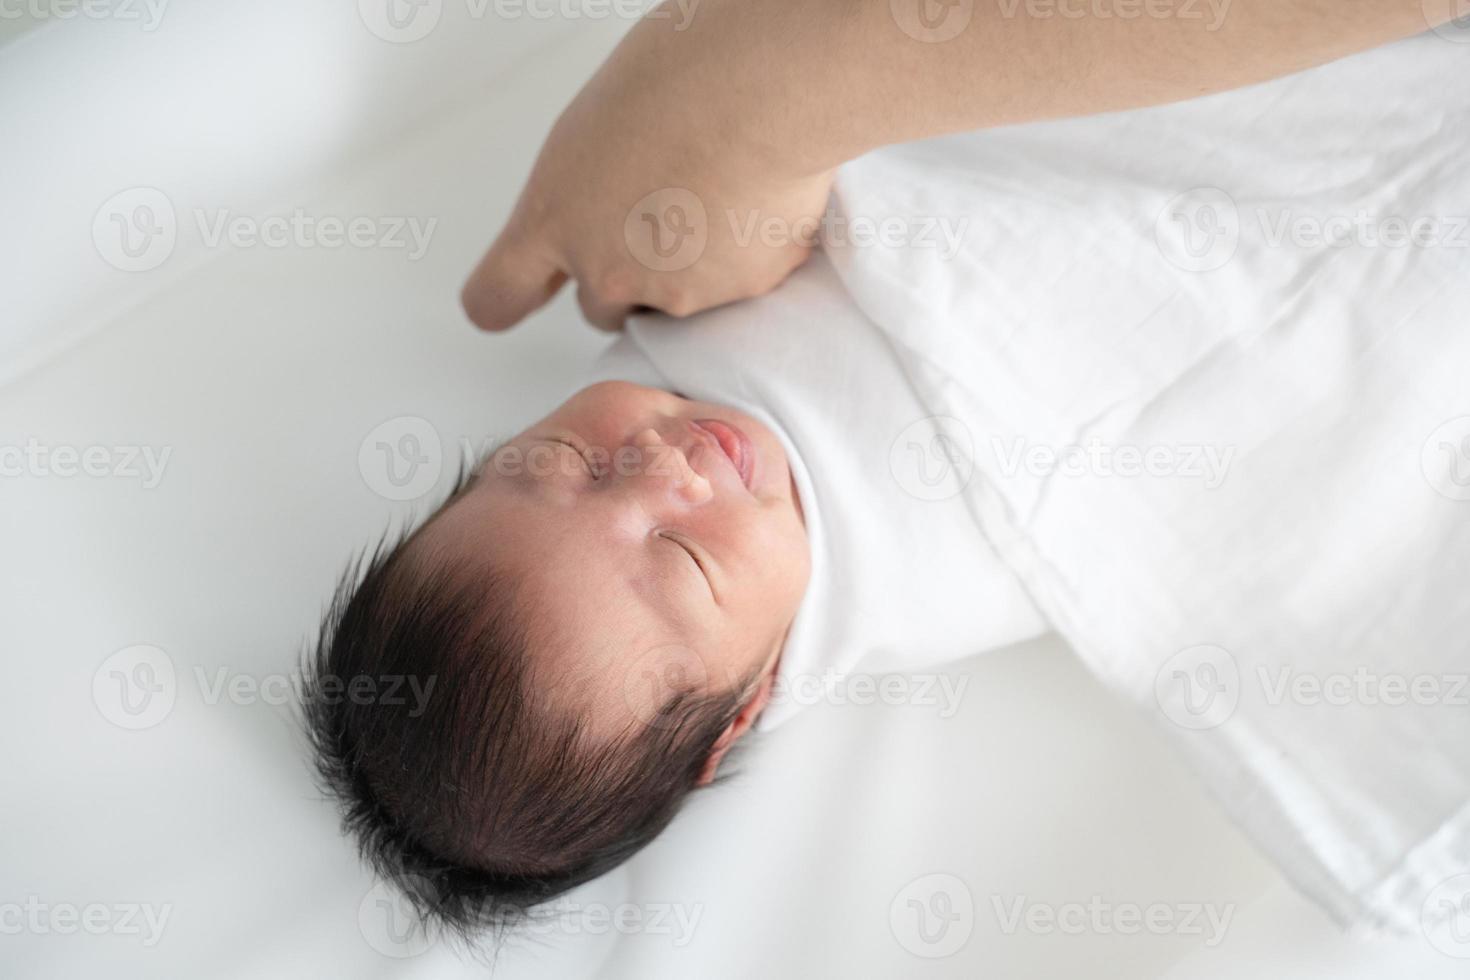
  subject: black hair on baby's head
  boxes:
[302,482,751,940]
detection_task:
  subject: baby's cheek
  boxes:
[746,514,811,604]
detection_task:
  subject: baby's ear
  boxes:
[696,669,777,785]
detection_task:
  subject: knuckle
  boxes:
[591,268,635,305]
[660,287,701,318]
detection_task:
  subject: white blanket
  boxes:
[825,33,1470,934]
[610,31,1470,936]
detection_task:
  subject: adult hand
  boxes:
[463,0,1442,333]
[461,15,834,333]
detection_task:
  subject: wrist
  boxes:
[622,0,874,182]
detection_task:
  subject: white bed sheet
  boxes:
[3,11,1466,980]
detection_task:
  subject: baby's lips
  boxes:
[692,418,755,489]
[621,643,711,730]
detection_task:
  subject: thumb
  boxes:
[460,230,567,332]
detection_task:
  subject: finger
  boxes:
[461,230,567,332]
[645,245,808,318]
[575,281,633,333]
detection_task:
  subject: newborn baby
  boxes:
[310,381,810,925]
[308,31,1470,942]
[305,254,1047,934]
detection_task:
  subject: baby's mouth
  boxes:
[692,418,755,490]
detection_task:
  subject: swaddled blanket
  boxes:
[597,30,1469,937]
[819,30,1470,936]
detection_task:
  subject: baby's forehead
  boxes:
[420,491,713,731]
[441,473,703,624]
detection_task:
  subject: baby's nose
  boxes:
[632,428,712,505]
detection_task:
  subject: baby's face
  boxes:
[420,381,811,730]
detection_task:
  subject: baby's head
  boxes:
[305,381,810,936]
